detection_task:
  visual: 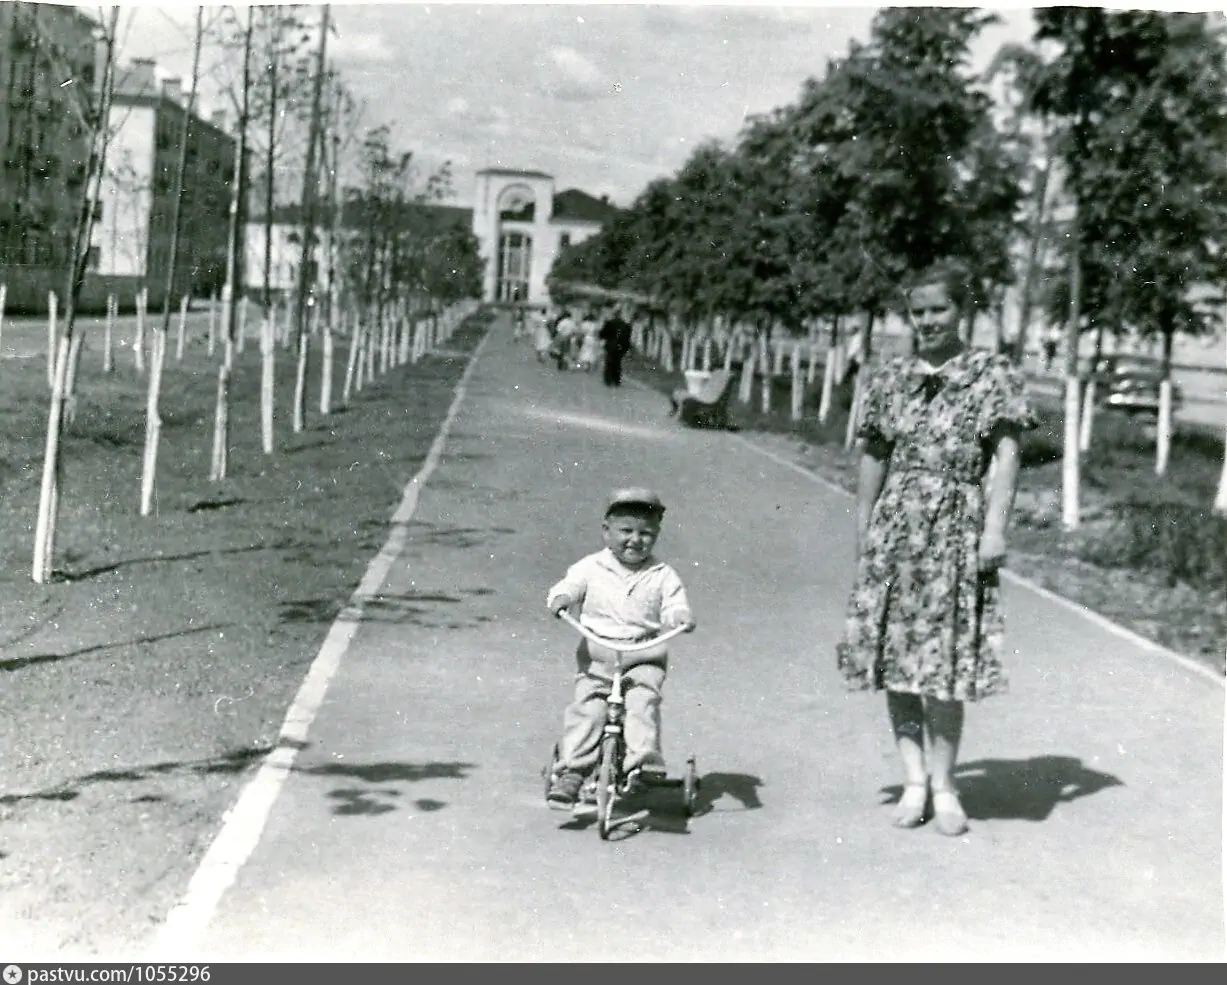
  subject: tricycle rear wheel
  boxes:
[682,756,700,817]
[543,743,560,803]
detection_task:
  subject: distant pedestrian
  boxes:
[599,307,633,386]
[533,310,555,363]
[577,311,601,372]
[836,259,1036,837]
[551,310,579,370]
[1041,325,1060,371]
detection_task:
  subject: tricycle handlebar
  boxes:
[555,609,690,652]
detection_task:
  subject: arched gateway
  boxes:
[471,168,617,305]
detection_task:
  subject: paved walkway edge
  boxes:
[144,331,493,960]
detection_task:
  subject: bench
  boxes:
[669,369,734,429]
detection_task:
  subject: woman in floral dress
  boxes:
[836,262,1036,836]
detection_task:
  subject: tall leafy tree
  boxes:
[1033,9,1227,503]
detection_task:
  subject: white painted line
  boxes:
[730,427,1224,688]
[146,326,494,960]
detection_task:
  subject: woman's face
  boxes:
[906,282,961,354]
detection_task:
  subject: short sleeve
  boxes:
[977,355,1038,440]
[855,360,900,450]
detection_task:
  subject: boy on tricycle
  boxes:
[545,488,695,811]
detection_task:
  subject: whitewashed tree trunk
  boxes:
[1078,376,1096,453]
[738,339,754,405]
[292,333,309,433]
[139,329,167,516]
[207,291,217,357]
[134,287,146,373]
[47,291,58,387]
[759,335,772,415]
[260,315,275,454]
[790,340,803,421]
[63,330,87,424]
[175,294,188,360]
[33,334,71,583]
[1214,413,1227,513]
[701,336,712,372]
[724,332,737,372]
[210,289,235,482]
[1061,375,1081,529]
[1155,378,1173,476]
[102,293,114,373]
[397,314,409,365]
[319,318,334,415]
[365,315,378,378]
[817,345,836,424]
[342,316,361,405]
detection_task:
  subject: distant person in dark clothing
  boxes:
[599,308,633,387]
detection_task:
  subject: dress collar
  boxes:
[905,349,979,393]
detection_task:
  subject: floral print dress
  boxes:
[836,349,1037,702]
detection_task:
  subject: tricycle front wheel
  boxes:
[596,734,619,840]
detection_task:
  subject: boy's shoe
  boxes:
[625,765,667,796]
[546,770,585,810]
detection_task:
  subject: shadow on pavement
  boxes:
[279,588,496,627]
[0,739,312,807]
[691,772,764,816]
[299,760,477,817]
[879,755,1124,822]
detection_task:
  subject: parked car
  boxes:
[1090,355,1183,418]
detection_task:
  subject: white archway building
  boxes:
[471,168,617,304]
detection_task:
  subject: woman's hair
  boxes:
[902,258,973,315]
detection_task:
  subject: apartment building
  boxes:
[95,57,240,305]
[0,2,97,303]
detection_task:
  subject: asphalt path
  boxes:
[153,315,1224,962]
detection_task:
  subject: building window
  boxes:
[92,201,103,222]
[559,233,571,249]
[85,246,100,270]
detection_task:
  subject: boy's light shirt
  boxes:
[547,548,692,641]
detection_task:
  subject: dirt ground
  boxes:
[0,311,487,956]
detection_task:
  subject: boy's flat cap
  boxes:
[605,487,666,515]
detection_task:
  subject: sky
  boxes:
[91,3,1043,208]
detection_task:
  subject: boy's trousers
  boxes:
[556,639,667,774]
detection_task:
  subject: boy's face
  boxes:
[602,510,661,568]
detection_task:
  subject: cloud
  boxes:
[538,45,611,103]
[640,6,820,42]
[435,98,512,141]
[330,29,393,63]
